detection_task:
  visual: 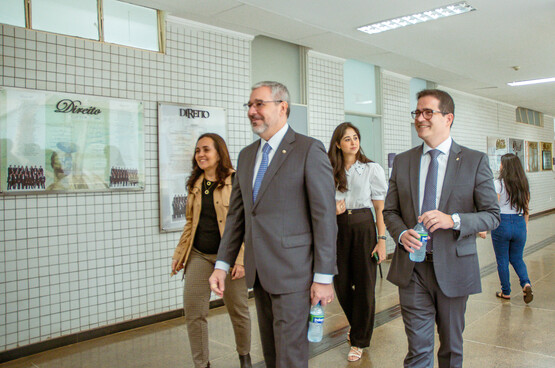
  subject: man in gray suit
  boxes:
[209,81,337,368]
[384,89,500,368]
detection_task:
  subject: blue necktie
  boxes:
[421,149,441,252]
[253,143,271,201]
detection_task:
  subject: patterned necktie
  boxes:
[421,149,441,252]
[253,143,271,201]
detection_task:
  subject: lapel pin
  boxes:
[282,150,286,154]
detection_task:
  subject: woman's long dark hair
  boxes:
[327,122,372,193]
[186,133,233,192]
[499,153,529,215]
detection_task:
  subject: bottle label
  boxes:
[419,234,428,242]
[310,315,324,324]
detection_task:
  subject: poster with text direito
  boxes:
[158,103,226,231]
[0,87,144,193]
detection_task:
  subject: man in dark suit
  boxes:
[384,89,500,368]
[209,81,337,368]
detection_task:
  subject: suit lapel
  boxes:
[244,142,259,207]
[439,141,462,212]
[253,127,296,208]
[410,145,423,218]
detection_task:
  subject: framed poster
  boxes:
[541,142,553,171]
[158,103,226,232]
[487,137,508,174]
[0,87,144,194]
[525,141,539,172]
[508,138,525,169]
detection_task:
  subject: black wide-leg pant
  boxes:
[334,208,377,348]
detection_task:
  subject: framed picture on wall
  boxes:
[0,87,145,194]
[487,137,508,174]
[157,103,227,232]
[525,141,539,172]
[508,138,525,168]
[541,142,553,171]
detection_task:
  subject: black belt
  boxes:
[424,253,433,262]
[346,208,370,215]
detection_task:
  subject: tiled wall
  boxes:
[307,51,345,149]
[0,18,254,352]
[382,71,412,253]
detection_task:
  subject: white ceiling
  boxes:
[127,0,555,116]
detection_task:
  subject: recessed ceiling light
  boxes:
[507,77,555,87]
[357,2,476,35]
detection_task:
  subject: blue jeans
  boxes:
[491,214,531,294]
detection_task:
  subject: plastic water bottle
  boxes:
[409,223,428,262]
[307,302,324,342]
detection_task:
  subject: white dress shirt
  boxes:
[252,123,289,187]
[399,136,456,244]
[419,136,452,214]
[335,161,387,209]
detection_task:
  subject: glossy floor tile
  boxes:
[1,213,554,368]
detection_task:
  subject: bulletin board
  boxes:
[0,87,144,194]
[157,102,227,232]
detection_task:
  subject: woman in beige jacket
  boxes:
[172,133,251,368]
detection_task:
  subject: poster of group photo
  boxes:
[0,87,144,194]
[157,103,226,232]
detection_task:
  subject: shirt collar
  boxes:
[423,136,452,156]
[345,160,365,176]
[260,123,289,152]
[352,161,365,175]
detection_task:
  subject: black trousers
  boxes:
[334,208,377,348]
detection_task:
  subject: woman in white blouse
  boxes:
[328,122,388,362]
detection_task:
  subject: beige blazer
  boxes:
[172,172,244,274]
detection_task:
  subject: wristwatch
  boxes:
[377,235,387,240]
[451,213,461,230]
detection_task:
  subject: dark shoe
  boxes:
[496,291,511,300]
[239,353,252,368]
[523,284,534,304]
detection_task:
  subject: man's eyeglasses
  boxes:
[243,100,283,111]
[411,109,449,120]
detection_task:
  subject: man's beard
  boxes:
[251,120,269,136]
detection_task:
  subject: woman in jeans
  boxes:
[171,133,252,368]
[491,153,533,303]
[327,122,387,361]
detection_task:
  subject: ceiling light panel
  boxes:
[508,77,555,87]
[358,2,475,35]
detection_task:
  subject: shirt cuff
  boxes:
[313,273,334,284]
[214,261,230,273]
[398,230,408,245]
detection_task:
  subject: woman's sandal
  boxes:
[347,346,363,362]
[523,284,533,304]
[496,291,511,300]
